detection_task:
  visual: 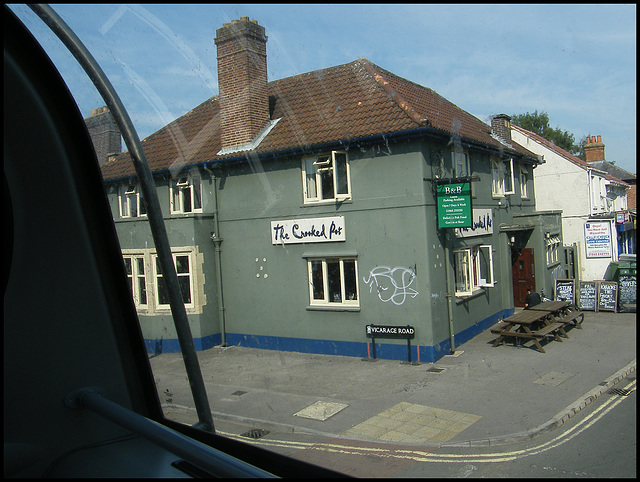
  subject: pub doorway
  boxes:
[512,248,535,308]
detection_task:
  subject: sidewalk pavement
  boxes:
[149,310,636,447]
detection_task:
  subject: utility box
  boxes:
[605,258,636,281]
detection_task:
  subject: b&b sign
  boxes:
[366,324,415,339]
[436,182,472,229]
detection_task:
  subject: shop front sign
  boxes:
[455,208,493,238]
[584,221,612,258]
[271,216,345,245]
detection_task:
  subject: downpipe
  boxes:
[204,165,226,347]
[444,230,456,353]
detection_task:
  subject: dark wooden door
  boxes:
[512,248,534,307]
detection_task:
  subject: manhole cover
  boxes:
[606,388,631,396]
[240,428,269,439]
[231,390,247,396]
[427,367,444,373]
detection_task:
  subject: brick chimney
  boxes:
[584,135,605,162]
[215,17,269,151]
[84,106,121,165]
[491,114,512,143]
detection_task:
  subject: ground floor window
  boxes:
[454,245,494,296]
[308,257,359,307]
[154,253,193,308]
[123,255,147,307]
[121,248,198,312]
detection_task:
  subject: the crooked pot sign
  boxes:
[271,216,346,245]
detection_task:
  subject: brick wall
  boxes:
[215,17,269,150]
[491,114,512,143]
[627,183,636,210]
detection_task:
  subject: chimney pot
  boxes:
[584,134,605,162]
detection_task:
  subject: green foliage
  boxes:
[511,110,583,158]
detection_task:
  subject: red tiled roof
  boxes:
[101,59,537,180]
[511,124,629,186]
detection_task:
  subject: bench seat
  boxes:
[559,310,584,328]
[533,322,567,340]
[490,323,509,335]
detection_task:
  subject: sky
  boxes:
[8,4,637,174]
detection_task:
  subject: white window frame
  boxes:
[118,183,146,218]
[308,257,359,307]
[302,151,351,203]
[170,172,202,214]
[454,245,494,297]
[519,164,529,199]
[153,252,194,309]
[450,149,470,178]
[123,255,148,308]
[545,235,561,265]
[492,158,515,197]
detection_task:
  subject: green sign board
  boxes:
[437,182,472,228]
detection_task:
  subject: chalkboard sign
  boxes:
[555,279,575,304]
[597,281,618,312]
[578,281,597,311]
[618,274,636,313]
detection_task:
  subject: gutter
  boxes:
[103,124,539,185]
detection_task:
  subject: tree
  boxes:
[511,111,583,158]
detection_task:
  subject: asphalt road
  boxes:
[233,375,636,478]
[196,373,636,478]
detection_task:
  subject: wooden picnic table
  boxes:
[528,300,569,312]
[491,307,569,353]
[528,300,585,328]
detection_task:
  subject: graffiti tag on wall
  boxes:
[362,266,418,305]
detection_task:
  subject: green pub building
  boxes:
[101,17,564,362]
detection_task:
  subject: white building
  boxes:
[509,123,629,282]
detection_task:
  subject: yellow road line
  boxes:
[217,379,635,464]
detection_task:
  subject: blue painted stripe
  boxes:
[144,308,514,362]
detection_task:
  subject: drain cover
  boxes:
[606,388,631,397]
[240,428,269,439]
